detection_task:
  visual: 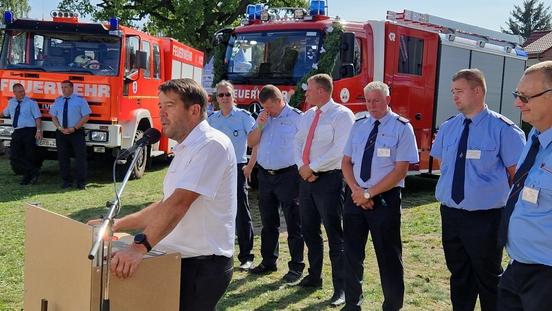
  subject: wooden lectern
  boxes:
[24,204,181,311]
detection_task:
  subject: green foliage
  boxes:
[503,0,552,40]
[288,21,343,108]
[1,0,30,17]
[57,0,308,56]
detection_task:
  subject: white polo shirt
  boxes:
[157,120,237,258]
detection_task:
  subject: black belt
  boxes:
[259,165,296,176]
[182,255,228,262]
[313,169,340,177]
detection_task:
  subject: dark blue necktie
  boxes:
[498,134,540,248]
[62,97,69,128]
[451,118,472,204]
[12,100,21,128]
[360,120,380,182]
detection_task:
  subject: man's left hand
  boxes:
[111,245,146,279]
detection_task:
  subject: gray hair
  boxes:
[363,81,390,96]
[215,80,235,95]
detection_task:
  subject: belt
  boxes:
[259,165,296,176]
[313,169,340,177]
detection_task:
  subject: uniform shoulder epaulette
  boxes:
[355,116,367,122]
[238,108,252,116]
[397,116,410,124]
[207,111,214,118]
[291,107,302,114]
[497,114,514,126]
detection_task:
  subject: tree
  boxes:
[503,0,552,40]
[58,0,307,55]
[1,0,31,17]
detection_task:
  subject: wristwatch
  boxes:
[363,189,372,199]
[134,233,152,252]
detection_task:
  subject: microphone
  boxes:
[118,128,161,159]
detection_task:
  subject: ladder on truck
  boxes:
[386,9,524,48]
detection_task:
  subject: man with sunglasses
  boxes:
[430,68,525,311]
[497,61,552,311]
[208,80,256,271]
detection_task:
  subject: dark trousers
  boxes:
[498,260,552,311]
[441,205,503,311]
[180,255,233,311]
[257,166,305,272]
[299,170,344,292]
[56,129,87,184]
[343,187,404,311]
[236,163,254,263]
[10,127,39,178]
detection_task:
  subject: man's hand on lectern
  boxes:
[110,244,147,279]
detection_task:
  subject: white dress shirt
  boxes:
[295,99,354,172]
[157,120,237,258]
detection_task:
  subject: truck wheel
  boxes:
[121,129,150,180]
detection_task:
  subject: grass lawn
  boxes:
[0,155,486,310]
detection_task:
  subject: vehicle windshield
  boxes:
[225,30,321,85]
[0,30,121,76]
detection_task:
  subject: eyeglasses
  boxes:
[217,92,232,98]
[512,89,552,103]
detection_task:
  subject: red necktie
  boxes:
[302,109,322,165]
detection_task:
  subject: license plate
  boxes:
[37,138,56,148]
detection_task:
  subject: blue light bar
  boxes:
[246,4,256,20]
[515,48,528,57]
[309,0,326,16]
[3,11,14,24]
[109,17,119,30]
[255,4,264,20]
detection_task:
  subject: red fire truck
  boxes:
[0,11,204,178]
[215,2,527,172]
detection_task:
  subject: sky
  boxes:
[26,0,531,33]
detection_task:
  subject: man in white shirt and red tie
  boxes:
[295,73,354,306]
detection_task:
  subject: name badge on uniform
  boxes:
[466,150,481,159]
[377,148,391,157]
[521,186,539,204]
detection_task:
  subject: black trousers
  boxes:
[498,260,552,311]
[257,166,305,272]
[236,163,254,263]
[299,170,344,292]
[441,205,503,311]
[179,255,233,311]
[343,187,404,311]
[56,129,87,184]
[10,127,39,178]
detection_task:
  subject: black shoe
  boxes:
[249,263,277,275]
[282,270,302,283]
[298,274,322,288]
[76,183,86,190]
[61,182,72,189]
[330,291,345,306]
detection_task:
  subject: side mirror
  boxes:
[340,32,355,64]
[340,64,354,78]
[136,50,148,70]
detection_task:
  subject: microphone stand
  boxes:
[88,147,145,311]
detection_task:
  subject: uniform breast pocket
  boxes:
[534,167,552,213]
[314,124,334,144]
[351,135,365,161]
[470,143,497,171]
[441,139,458,173]
[277,126,296,147]
[376,135,398,161]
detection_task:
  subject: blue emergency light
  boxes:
[247,3,264,21]
[515,48,528,57]
[3,11,14,24]
[309,0,326,16]
[109,17,119,30]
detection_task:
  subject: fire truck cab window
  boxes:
[0,30,121,76]
[332,37,362,80]
[125,36,140,76]
[398,35,424,76]
[153,44,161,79]
[142,41,151,78]
[225,31,321,85]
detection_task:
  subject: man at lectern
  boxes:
[89,78,237,311]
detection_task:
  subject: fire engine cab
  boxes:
[216,1,527,172]
[0,11,204,178]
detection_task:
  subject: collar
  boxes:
[535,127,552,149]
[273,104,291,119]
[174,120,210,152]
[368,108,393,126]
[317,99,335,113]
[219,106,237,118]
[461,106,489,126]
